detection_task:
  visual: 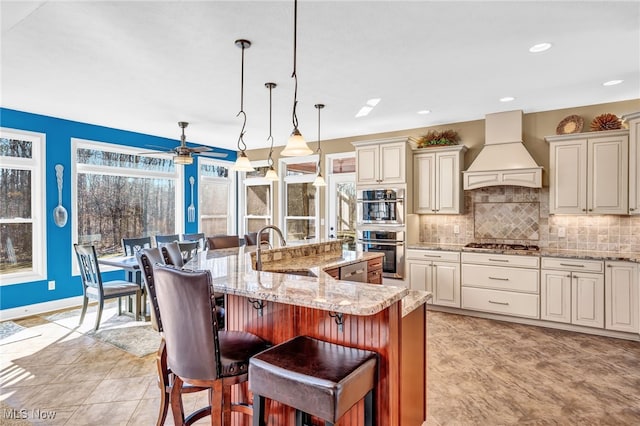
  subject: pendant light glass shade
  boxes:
[232,151,254,172]
[173,154,193,165]
[264,166,279,181]
[281,129,313,156]
[312,172,326,187]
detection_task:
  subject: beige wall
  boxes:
[246,99,640,237]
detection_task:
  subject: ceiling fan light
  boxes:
[264,166,279,181]
[281,128,313,156]
[312,172,326,187]
[173,153,193,165]
[232,151,254,172]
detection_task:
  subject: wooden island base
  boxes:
[225,294,427,426]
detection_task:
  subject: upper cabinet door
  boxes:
[355,145,380,185]
[622,112,640,215]
[549,139,587,214]
[414,153,435,213]
[588,135,628,214]
[379,142,406,184]
[413,145,466,215]
[435,151,462,214]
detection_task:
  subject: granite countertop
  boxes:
[402,290,432,317]
[186,246,413,317]
[407,243,640,263]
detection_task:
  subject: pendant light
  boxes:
[312,103,327,187]
[264,82,279,181]
[231,39,255,172]
[280,0,313,157]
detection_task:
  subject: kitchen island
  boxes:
[186,241,430,426]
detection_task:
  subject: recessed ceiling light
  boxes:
[355,106,373,118]
[529,42,552,53]
[417,110,431,115]
[603,79,623,86]
[366,98,381,107]
[499,96,515,102]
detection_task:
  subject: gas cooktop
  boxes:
[464,242,540,251]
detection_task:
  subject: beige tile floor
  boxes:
[1,309,639,425]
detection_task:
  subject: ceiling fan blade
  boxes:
[189,146,213,153]
[137,149,172,155]
[198,152,228,158]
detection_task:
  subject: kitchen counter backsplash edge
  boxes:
[407,243,640,263]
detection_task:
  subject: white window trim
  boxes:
[198,157,236,235]
[279,154,320,240]
[239,160,274,236]
[0,128,47,286]
[71,138,184,274]
[325,152,356,240]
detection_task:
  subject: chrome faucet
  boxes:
[255,225,287,271]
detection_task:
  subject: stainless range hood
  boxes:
[463,110,542,189]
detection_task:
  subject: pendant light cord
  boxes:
[267,83,275,167]
[291,0,300,131]
[315,104,324,171]
[237,42,248,152]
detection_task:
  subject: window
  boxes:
[0,129,46,285]
[199,159,235,236]
[326,153,356,250]
[240,164,273,234]
[73,139,181,258]
[280,156,318,242]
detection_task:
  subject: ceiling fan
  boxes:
[144,121,228,165]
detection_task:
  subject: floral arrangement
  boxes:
[417,129,460,147]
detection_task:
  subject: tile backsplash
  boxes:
[418,186,640,253]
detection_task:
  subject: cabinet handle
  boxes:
[566,274,572,278]
[488,258,509,262]
[488,300,509,306]
[582,209,587,212]
[560,263,584,267]
[588,209,593,212]
[488,276,509,281]
[423,254,442,258]
[630,208,636,211]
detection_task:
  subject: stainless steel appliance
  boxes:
[357,229,404,279]
[357,188,404,225]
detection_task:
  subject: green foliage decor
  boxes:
[417,129,460,148]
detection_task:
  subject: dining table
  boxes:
[98,255,149,320]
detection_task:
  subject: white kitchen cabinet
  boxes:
[622,112,640,215]
[541,257,604,328]
[353,139,408,185]
[413,145,466,214]
[406,249,460,307]
[546,130,629,215]
[461,252,540,319]
[605,261,639,333]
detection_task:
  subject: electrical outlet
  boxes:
[453,225,460,234]
[48,280,55,290]
[558,227,566,238]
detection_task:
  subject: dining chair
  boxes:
[181,232,206,251]
[243,232,270,247]
[121,236,152,256]
[155,234,180,248]
[206,235,240,250]
[74,244,142,331]
[152,265,269,425]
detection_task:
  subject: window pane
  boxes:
[201,163,229,178]
[77,148,174,172]
[246,185,270,216]
[247,218,269,233]
[77,173,175,256]
[0,223,33,273]
[286,219,316,241]
[286,183,316,216]
[331,157,355,174]
[202,217,228,236]
[245,166,270,178]
[201,181,229,215]
[286,161,316,176]
[0,138,33,159]
[0,168,31,218]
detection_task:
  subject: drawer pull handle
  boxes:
[560,263,584,268]
[423,254,442,258]
[488,300,509,306]
[489,276,509,281]
[488,258,509,262]
[344,269,366,277]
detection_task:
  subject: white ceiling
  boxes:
[2,1,639,151]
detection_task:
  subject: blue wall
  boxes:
[0,108,236,310]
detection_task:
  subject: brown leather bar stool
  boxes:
[153,265,269,425]
[249,335,377,426]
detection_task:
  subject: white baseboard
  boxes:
[0,296,84,321]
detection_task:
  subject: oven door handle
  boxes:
[357,239,404,246]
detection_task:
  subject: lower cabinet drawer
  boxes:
[462,264,539,293]
[462,287,539,319]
